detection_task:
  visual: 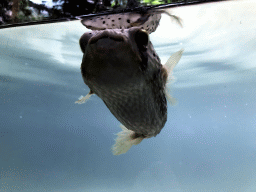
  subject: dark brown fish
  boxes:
[76,12,183,155]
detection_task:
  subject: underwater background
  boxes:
[1,0,256,191]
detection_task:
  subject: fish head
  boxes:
[79,27,164,86]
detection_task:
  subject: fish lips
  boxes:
[89,30,126,45]
[88,33,126,54]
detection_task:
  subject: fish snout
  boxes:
[79,28,149,54]
[81,30,128,52]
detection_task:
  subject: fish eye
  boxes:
[135,30,148,50]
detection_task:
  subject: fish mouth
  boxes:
[84,28,149,64]
[88,30,126,45]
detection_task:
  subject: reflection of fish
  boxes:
[76,12,183,155]
[81,9,182,34]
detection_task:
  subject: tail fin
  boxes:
[112,125,144,155]
[164,49,184,105]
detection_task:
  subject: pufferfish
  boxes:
[76,10,184,155]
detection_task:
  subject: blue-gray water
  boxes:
[1,0,256,191]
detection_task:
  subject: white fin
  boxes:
[165,90,177,105]
[75,93,92,104]
[165,48,184,74]
[164,49,184,105]
[112,125,144,155]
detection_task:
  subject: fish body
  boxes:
[77,11,183,155]
[80,27,167,137]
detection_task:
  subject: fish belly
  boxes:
[91,80,167,138]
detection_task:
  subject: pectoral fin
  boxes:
[75,90,94,104]
[164,49,184,105]
[165,49,184,75]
